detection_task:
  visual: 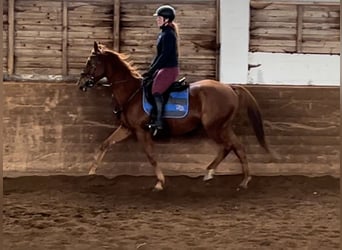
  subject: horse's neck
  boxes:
[108,73,141,108]
[104,53,141,108]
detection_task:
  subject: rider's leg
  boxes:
[151,93,164,129]
[148,67,179,131]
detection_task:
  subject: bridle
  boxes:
[79,53,99,92]
[78,52,145,117]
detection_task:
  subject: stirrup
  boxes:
[150,127,162,137]
[147,123,163,130]
[147,122,163,137]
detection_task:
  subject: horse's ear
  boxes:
[94,41,100,53]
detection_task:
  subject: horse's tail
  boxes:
[232,85,269,153]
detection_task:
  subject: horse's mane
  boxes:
[99,44,141,79]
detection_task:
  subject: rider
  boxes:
[143,5,180,132]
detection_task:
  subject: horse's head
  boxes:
[77,41,106,92]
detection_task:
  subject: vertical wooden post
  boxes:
[8,0,14,75]
[113,0,120,51]
[0,1,3,77]
[215,0,220,80]
[0,0,3,187]
[296,5,303,53]
[62,0,68,76]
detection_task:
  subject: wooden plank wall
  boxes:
[6,0,114,75]
[14,0,63,75]
[3,1,340,77]
[2,0,217,81]
[120,0,217,82]
[3,0,8,74]
[67,0,114,75]
[302,5,340,54]
[3,82,339,177]
[250,1,340,54]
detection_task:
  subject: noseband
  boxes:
[79,74,95,92]
[79,54,99,92]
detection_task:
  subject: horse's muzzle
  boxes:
[79,85,88,92]
[79,78,95,92]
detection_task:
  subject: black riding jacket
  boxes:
[147,25,178,75]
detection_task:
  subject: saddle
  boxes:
[143,76,188,94]
[167,76,188,92]
[143,76,190,119]
[143,76,188,101]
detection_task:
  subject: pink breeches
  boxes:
[152,67,179,94]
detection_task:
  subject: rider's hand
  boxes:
[142,72,152,78]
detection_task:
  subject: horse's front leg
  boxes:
[135,129,165,191]
[89,125,131,175]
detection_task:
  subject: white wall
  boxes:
[248,52,340,85]
[219,0,340,86]
[219,0,249,83]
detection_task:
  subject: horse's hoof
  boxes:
[236,185,247,192]
[153,182,164,191]
[88,168,97,175]
[203,174,213,181]
[238,176,252,190]
[203,169,215,181]
[236,185,248,192]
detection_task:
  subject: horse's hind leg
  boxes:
[203,146,230,181]
[89,125,131,175]
[206,127,251,189]
[230,133,251,189]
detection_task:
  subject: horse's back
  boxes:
[189,79,238,107]
[190,79,235,93]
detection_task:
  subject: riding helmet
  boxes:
[153,5,176,21]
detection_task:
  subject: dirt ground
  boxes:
[4,174,340,250]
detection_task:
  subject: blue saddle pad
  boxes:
[143,88,189,118]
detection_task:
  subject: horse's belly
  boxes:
[166,116,202,136]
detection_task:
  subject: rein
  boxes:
[110,78,144,116]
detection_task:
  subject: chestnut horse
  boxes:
[76,41,269,191]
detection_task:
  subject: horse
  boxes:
[76,41,270,191]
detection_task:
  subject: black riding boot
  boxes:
[148,93,164,130]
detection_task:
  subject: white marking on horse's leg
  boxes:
[203,169,215,181]
[154,181,163,191]
[230,133,251,190]
[89,166,97,175]
[154,166,165,190]
[203,146,229,182]
[239,176,252,189]
[88,125,131,175]
[88,150,106,175]
[135,129,165,192]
